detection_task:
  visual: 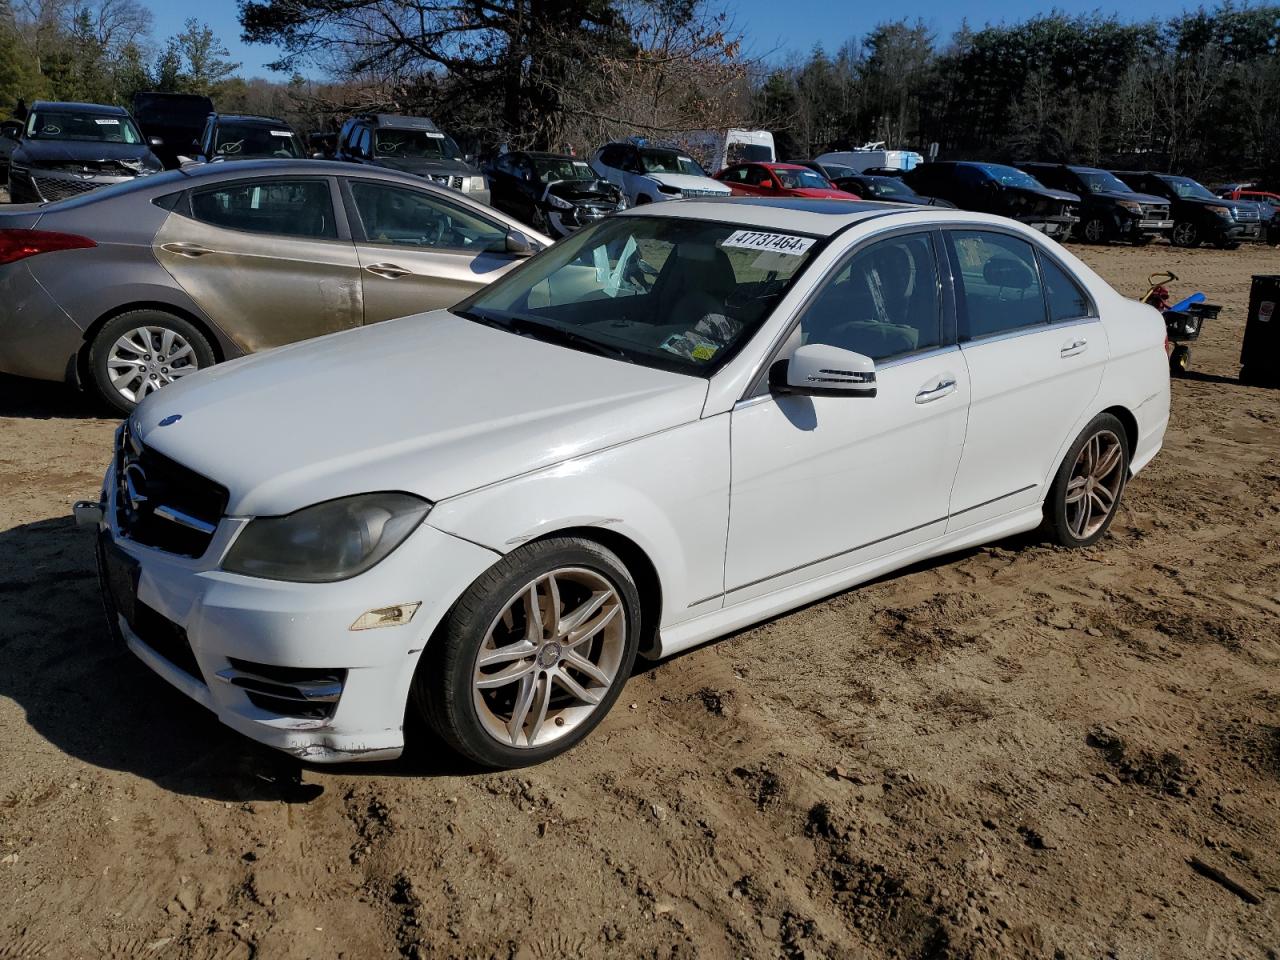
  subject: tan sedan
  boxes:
[0,159,550,411]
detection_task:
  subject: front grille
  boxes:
[133,602,204,683]
[426,173,464,190]
[1236,206,1261,222]
[1141,203,1170,219]
[32,175,103,202]
[220,659,346,720]
[115,423,227,558]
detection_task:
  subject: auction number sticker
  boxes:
[270,130,293,137]
[721,230,814,255]
[94,118,120,125]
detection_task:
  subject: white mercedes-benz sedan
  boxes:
[78,198,1170,769]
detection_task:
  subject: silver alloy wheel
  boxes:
[106,325,200,403]
[1064,429,1124,539]
[1084,218,1106,242]
[473,568,626,749]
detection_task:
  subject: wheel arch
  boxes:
[76,301,228,386]
[1100,403,1139,468]
[526,524,665,659]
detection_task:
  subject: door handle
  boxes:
[161,242,215,258]
[915,375,958,404]
[1060,338,1088,357]
[364,262,412,279]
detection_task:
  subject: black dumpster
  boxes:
[1241,275,1280,385]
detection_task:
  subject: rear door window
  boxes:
[189,179,338,239]
[1039,253,1094,322]
[944,230,1046,339]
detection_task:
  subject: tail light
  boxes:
[0,229,97,266]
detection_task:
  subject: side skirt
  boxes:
[655,506,1044,660]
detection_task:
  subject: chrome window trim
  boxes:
[958,315,1102,349]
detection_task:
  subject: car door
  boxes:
[725,230,969,602]
[344,177,521,323]
[717,164,752,195]
[943,228,1106,532]
[153,175,363,352]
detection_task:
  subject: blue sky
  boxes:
[151,0,1195,78]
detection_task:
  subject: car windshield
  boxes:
[1164,176,1216,200]
[533,157,595,183]
[27,110,142,144]
[774,168,832,189]
[454,216,820,376]
[975,164,1042,188]
[374,128,464,161]
[214,123,304,158]
[868,177,912,197]
[639,149,707,177]
[821,163,856,179]
[1075,169,1132,194]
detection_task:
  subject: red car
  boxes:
[714,162,861,200]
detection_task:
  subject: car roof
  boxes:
[31,100,129,115]
[525,151,579,161]
[216,114,290,125]
[758,162,808,170]
[625,196,924,235]
[167,158,461,189]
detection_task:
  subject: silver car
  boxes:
[0,159,549,412]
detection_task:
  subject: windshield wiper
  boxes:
[505,315,632,361]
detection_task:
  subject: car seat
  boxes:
[659,243,739,328]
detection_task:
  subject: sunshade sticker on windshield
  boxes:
[721,230,815,255]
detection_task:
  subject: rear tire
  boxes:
[88,310,216,414]
[1044,413,1130,549]
[413,536,642,769]
[1169,344,1191,376]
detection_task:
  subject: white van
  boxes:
[816,145,923,174]
[678,129,776,173]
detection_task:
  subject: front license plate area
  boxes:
[99,537,140,630]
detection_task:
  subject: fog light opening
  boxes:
[350,602,421,631]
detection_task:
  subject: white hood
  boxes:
[132,312,708,516]
[646,172,732,195]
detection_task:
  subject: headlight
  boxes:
[547,193,574,210]
[223,492,431,582]
[657,184,682,196]
[1117,200,1143,213]
[467,176,487,192]
[1207,204,1233,219]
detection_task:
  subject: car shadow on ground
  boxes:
[0,515,481,801]
[0,373,114,420]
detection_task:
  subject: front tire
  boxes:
[1082,217,1108,243]
[88,310,215,413]
[414,537,641,769]
[1044,413,1130,548]
[1170,221,1200,247]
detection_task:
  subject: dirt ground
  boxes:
[1,240,1278,960]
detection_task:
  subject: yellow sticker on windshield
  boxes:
[692,344,718,361]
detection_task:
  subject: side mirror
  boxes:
[506,230,535,256]
[769,343,877,397]
[149,136,165,148]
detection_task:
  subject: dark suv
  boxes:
[335,114,489,205]
[193,114,306,163]
[903,161,1079,239]
[8,100,163,203]
[1019,163,1172,244]
[1112,171,1261,248]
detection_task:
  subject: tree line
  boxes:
[5,0,1280,180]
